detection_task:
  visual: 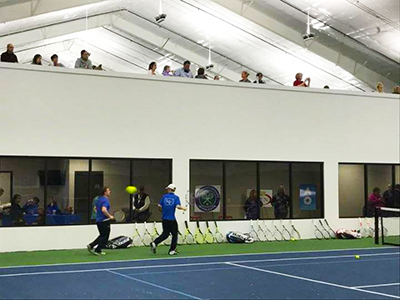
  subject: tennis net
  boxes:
[375,207,400,246]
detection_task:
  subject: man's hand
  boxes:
[109,215,115,220]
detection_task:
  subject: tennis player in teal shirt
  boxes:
[151,184,187,255]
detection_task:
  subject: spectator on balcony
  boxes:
[376,82,384,93]
[324,85,330,89]
[239,71,251,83]
[1,43,18,63]
[75,50,93,69]
[32,54,42,65]
[195,67,207,79]
[174,60,194,78]
[49,54,65,67]
[148,61,157,75]
[392,86,400,94]
[293,73,310,87]
[214,75,220,80]
[162,65,172,76]
[23,197,40,215]
[253,72,265,84]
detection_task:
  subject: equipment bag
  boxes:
[226,231,254,243]
[335,228,361,239]
[106,236,133,249]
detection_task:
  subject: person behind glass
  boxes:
[271,185,290,219]
[293,73,310,87]
[150,184,187,256]
[243,189,262,220]
[87,187,114,256]
[148,61,157,75]
[132,186,151,222]
[162,65,172,76]
[195,67,207,79]
[23,197,40,215]
[366,187,385,217]
[376,82,384,93]
[10,194,24,225]
[1,44,18,63]
[49,54,64,67]
[46,196,61,215]
[239,71,251,83]
[32,54,42,65]
[75,50,93,69]
[174,60,194,78]
[253,72,265,84]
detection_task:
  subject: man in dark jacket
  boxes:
[272,185,290,219]
[132,186,151,222]
[1,44,18,63]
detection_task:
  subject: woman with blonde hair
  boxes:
[376,82,384,93]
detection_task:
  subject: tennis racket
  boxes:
[313,220,324,240]
[358,217,368,238]
[272,220,283,241]
[319,220,331,239]
[263,220,275,241]
[280,219,291,241]
[290,220,301,241]
[114,210,125,223]
[132,222,142,246]
[256,219,267,242]
[249,219,259,241]
[213,220,224,243]
[365,217,375,238]
[184,221,195,244]
[204,221,214,244]
[142,221,152,246]
[324,219,336,239]
[195,221,205,244]
[183,190,194,214]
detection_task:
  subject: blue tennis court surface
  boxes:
[0,247,399,299]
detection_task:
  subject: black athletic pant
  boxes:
[90,221,111,253]
[154,219,178,252]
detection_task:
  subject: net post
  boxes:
[374,207,379,245]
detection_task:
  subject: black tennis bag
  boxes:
[106,236,133,249]
[226,231,254,243]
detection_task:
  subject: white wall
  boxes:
[0,63,399,252]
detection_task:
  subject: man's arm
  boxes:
[157,204,162,212]
[101,206,114,220]
[176,205,187,211]
[139,196,151,212]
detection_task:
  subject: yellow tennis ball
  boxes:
[355,255,360,259]
[125,186,137,194]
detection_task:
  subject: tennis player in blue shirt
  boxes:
[87,187,114,256]
[151,184,187,256]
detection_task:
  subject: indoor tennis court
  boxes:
[0,247,399,299]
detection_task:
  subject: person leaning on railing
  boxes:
[1,43,18,63]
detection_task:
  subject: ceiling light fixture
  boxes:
[155,0,167,23]
[303,8,315,41]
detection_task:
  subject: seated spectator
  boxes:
[253,72,265,84]
[46,197,61,214]
[239,71,251,83]
[75,50,93,69]
[64,206,73,215]
[49,54,65,67]
[23,197,40,215]
[392,86,400,94]
[376,82,384,93]
[36,207,45,225]
[243,189,262,220]
[214,75,220,80]
[162,65,172,76]
[132,186,151,222]
[272,185,290,219]
[293,73,310,87]
[366,187,385,216]
[148,61,157,75]
[393,184,400,208]
[324,85,330,89]
[195,67,207,79]
[10,194,24,225]
[1,43,18,63]
[174,60,194,78]
[32,54,42,65]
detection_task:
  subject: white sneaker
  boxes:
[168,250,178,256]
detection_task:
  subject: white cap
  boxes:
[165,183,177,190]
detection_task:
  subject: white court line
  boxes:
[0,252,397,278]
[227,262,400,299]
[353,283,400,289]
[107,270,201,300]
[0,246,397,270]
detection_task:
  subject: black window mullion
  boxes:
[364,164,368,217]
[129,159,133,223]
[320,163,325,219]
[289,163,293,219]
[222,161,226,220]
[256,162,260,219]
[44,159,48,226]
[88,159,92,225]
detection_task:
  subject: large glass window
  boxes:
[190,160,223,221]
[0,157,45,227]
[131,159,172,222]
[259,162,290,219]
[339,164,364,217]
[291,163,323,219]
